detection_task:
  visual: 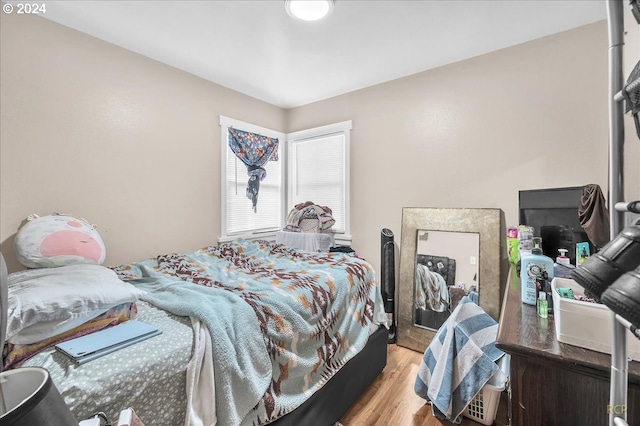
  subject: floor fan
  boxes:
[381,228,396,343]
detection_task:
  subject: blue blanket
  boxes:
[114,239,387,426]
[129,273,271,426]
[414,296,507,423]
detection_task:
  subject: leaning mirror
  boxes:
[396,208,506,353]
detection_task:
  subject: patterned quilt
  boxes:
[113,239,387,426]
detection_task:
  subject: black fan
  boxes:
[381,228,396,343]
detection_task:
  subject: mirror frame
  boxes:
[396,207,507,353]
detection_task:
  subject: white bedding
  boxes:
[186,318,216,426]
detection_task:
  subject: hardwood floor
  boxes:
[339,344,509,426]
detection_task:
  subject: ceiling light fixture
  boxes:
[285,0,335,22]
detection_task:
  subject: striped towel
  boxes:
[414,296,507,423]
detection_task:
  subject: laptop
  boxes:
[55,320,162,365]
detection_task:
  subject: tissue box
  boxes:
[552,277,640,361]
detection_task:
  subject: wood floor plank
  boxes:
[340,344,508,426]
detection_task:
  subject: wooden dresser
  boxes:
[496,268,640,426]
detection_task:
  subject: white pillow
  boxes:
[8,308,109,345]
[6,264,145,343]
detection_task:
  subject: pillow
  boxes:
[6,264,145,343]
[8,307,109,345]
[14,213,106,268]
[4,302,138,369]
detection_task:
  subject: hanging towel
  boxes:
[227,128,279,213]
[414,296,507,423]
[578,184,610,249]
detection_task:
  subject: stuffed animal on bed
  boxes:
[5,213,143,370]
[14,213,106,268]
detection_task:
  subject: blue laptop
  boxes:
[55,320,162,365]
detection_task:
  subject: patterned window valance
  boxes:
[228,128,279,212]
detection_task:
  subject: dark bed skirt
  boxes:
[268,325,389,426]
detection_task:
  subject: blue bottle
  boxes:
[520,237,554,305]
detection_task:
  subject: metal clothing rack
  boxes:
[607,1,640,425]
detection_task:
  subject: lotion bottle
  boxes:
[554,248,575,278]
[520,237,554,305]
[557,248,570,265]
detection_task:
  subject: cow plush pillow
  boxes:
[14,213,106,268]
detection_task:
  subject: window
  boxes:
[219,116,285,239]
[287,121,351,239]
[219,117,351,244]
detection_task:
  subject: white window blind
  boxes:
[287,121,351,239]
[224,148,282,235]
[288,134,346,233]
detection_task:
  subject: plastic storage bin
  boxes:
[551,277,640,360]
[463,353,510,425]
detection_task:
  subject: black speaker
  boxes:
[381,228,396,343]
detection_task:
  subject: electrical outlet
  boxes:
[470,256,477,265]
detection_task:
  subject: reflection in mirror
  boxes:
[414,230,480,331]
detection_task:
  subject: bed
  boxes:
[10,239,389,426]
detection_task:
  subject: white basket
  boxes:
[463,354,510,425]
[551,277,640,360]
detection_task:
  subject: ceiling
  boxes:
[20,1,607,109]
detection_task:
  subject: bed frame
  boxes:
[271,325,388,426]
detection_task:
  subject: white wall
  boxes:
[287,20,622,275]
[2,12,638,279]
[0,12,285,272]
